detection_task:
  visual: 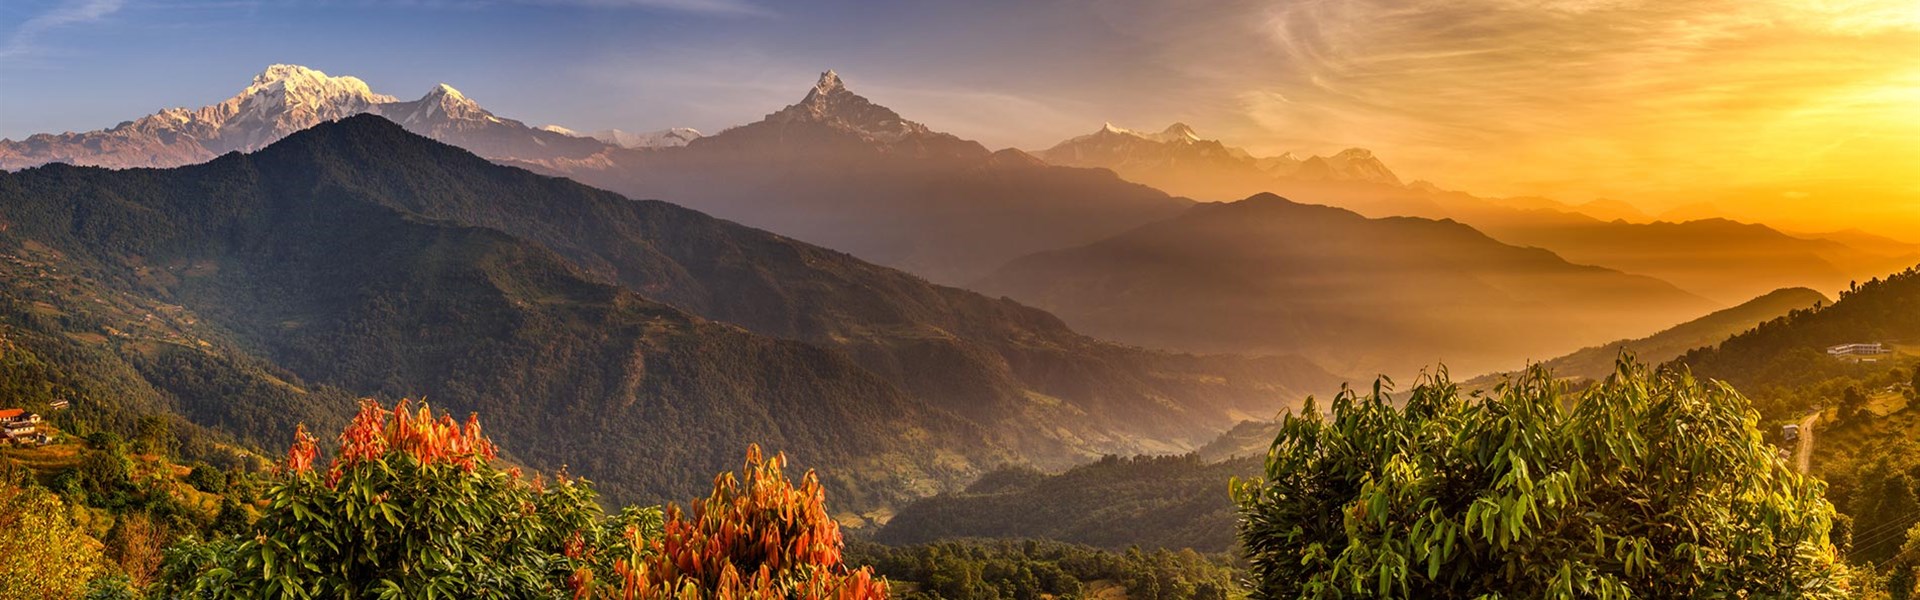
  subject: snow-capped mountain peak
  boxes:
[813,70,845,96]
[211,64,399,152]
[539,124,580,136]
[767,69,935,142]
[594,128,704,148]
[1082,122,1201,144]
[0,63,623,170]
[1159,123,1199,142]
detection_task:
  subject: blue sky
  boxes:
[0,0,1208,151]
[3,0,1918,233]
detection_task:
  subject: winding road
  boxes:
[1795,411,1819,474]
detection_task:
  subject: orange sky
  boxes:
[6,0,1916,238]
[1208,0,1920,235]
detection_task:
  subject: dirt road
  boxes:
[1795,411,1819,474]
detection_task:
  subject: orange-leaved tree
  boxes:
[154,399,882,600]
[158,399,625,598]
[601,445,888,600]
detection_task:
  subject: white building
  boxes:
[1828,343,1892,362]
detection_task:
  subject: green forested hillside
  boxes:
[241,115,1341,461]
[849,539,1241,600]
[878,454,1256,552]
[0,143,1005,510]
[1671,266,1920,589]
[1678,266,1920,407]
[0,115,1335,511]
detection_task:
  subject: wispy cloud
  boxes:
[368,0,772,17]
[1,0,127,62]
[525,0,771,17]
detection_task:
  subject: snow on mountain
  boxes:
[1,64,400,169]
[687,69,988,160]
[594,127,704,148]
[0,65,612,170]
[764,70,937,143]
[1037,122,1401,187]
[539,125,581,136]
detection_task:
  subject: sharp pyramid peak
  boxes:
[814,70,845,95]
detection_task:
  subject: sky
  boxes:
[3,0,1918,234]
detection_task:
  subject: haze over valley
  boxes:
[4,2,1919,597]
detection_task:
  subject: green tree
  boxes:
[1844,386,1872,423]
[1233,360,1852,598]
[133,415,174,457]
[182,463,226,494]
[0,481,109,600]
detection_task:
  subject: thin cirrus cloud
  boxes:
[0,0,127,62]
[1196,0,1920,215]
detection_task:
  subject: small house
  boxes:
[0,408,43,445]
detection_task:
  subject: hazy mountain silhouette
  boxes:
[976,193,1718,377]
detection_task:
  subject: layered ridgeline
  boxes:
[2,65,1193,285]
[1035,122,1401,201]
[513,71,1194,284]
[0,115,1338,512]
[976,193,1715,377]
[1033,123,1918,304]
[1676,266,1920,396]
[1469,287,1830,385]
[0,64,622,170]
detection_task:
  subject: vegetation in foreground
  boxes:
[1234,360,1855,598]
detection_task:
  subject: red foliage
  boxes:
[278,399,500,488]
[608,445,888,600]
[283,424,319,475]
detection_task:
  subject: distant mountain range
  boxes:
[10,63,1913,304]
[511,71,1195,283]
[0,115,1340,512]
[1030,123,1919,304]
[975,193,1717,377]
[10,62,1917,380]
[0,65,628,170]
[1034,122,1401,200]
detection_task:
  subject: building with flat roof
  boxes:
[1829,343,1892,362]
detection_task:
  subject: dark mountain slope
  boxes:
[977,193,1717,377]
[0,138,997,509]
[0,116,1341,509]
[255,115,1338,457]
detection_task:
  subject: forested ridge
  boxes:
[0,115,1342,511]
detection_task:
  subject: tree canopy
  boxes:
[1233,360,1854,598]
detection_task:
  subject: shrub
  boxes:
[604,445,889,600]
[1233,360,1853,598]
